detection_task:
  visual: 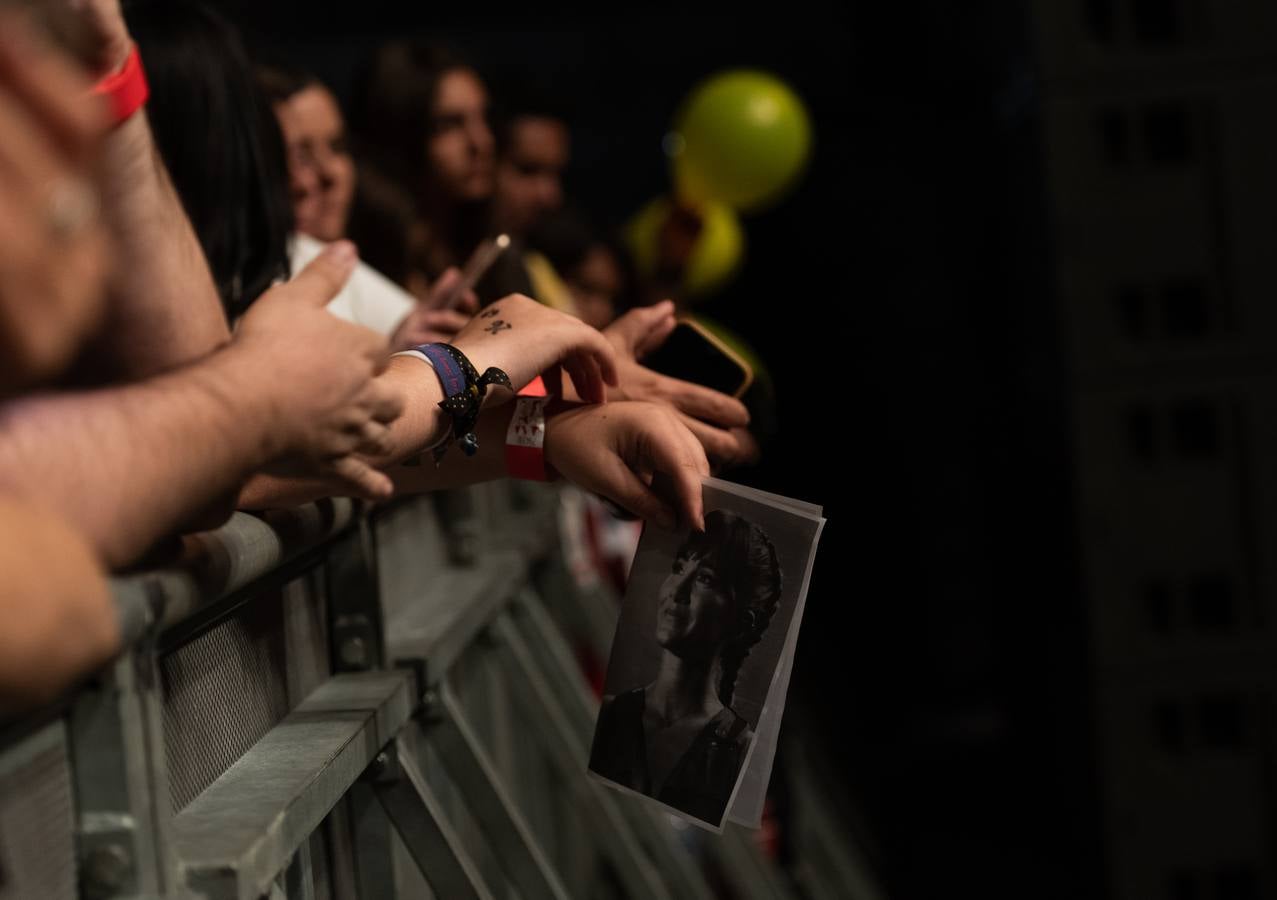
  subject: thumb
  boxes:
[610,301,675,356]
[288,241,359,307]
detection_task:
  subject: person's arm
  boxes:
[0,244,404,568]
[239,297,707,526]
[389,399,709,529]
[90,108,230,373]
[238,345,713,526]
[237,353,449,509]
[0,344,290,568]
[541,400,708,530]
[0,496,118,716]
[238,291,622,509]
[312,290,621,470]
[388,395,710,531]
[75,0,230,377]
[236,367,503,510]
[246,394,710,532]
[239,297,708,524]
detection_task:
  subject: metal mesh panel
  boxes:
[281,574,332,710]
[0,724,76,900]
[161,571,331,812]
[162,591,291,810]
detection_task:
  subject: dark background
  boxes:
[208,2,1158,897]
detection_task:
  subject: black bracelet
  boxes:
[411,343,511,462]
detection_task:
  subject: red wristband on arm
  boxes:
[91,45,148,126]
[505,375,551,481]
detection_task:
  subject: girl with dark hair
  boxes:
[125,0,292,316]
[589,510,784,825]
[129,3,461,343]
[354,41,507,287]
[259,64,357,246]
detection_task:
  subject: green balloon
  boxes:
[672,70,813,212]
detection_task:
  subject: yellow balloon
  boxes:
[671,70,813,212]
[626,197,745,298]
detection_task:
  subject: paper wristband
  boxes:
[505,374,550,479]
[506,395,549,481]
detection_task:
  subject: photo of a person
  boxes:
[588,509,783,826]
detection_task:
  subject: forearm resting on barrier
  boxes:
[0,347,282,569]
[243,389,708,531]
[239,380,505,508]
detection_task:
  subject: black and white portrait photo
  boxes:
[589,479,824,830]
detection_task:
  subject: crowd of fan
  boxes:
[0,0,760,714]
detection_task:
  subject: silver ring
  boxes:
[45,178,100,242]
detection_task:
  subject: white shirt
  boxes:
[288,233,414,337]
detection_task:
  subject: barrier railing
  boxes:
[0,483,879,900]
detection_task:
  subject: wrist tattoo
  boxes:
[484,320,512,334]
[479,307,500,319]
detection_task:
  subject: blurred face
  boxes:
[655,545,736,659]
[427,68,495,202]
[492,115,569,236]
[275,84,356,241]
[567,244,621,329]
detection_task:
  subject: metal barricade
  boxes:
[0,484,877,899]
